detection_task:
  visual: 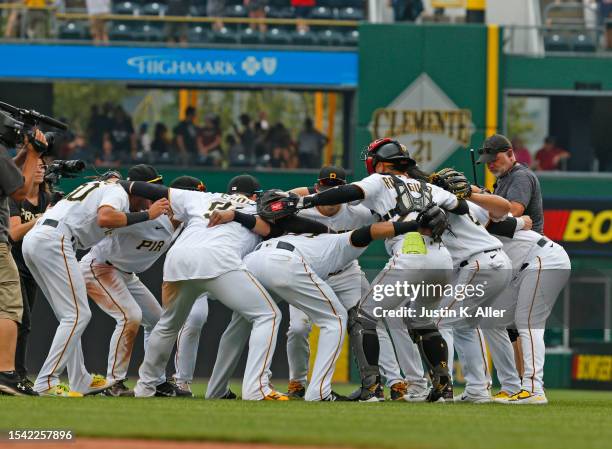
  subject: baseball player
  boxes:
[286,166,426,401]
[79,171,206,397]
[294,138,465,402]
[205,201,446,401]
[468,199,571,404]
[22,169,170,396]
[124,175,326,400]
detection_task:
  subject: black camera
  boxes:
[0,101,68,155]
[44,159,86,205]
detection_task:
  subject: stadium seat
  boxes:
[187,24,210,43]
[240,28,263,44]
[141,2,167,16]
[58,21,89,40]
[188,4,207,16]
[135,22,165,41]
[266,6,296,19]
[291,29,318,45]
[317,28,343,45]
[544,32,571,52]
[113,1,138,15]
[337,7,364,21]
[572,32,597,52]
[265,27,292,45]
[225,4,247,17]
[309,6,334,20]
[108,21,138,41]
[341,28,358,46]
[210,27,239,44]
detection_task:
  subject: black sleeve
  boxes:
[448,198,469,215]
[0,151,24,196]
[8,197,21,217]
[311,184,364,206]
[350,226,373,247]
[486,217,517,238]
[119,180,169,201]
[273,215,331,235]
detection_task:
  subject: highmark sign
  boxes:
[369,74,474,172]
[0,44,358,87]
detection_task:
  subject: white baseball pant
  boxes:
[22,225,94,393]
[134,269,280,400]
[438,249,513,398]
[173,294,209,385]
[80,259,163,382]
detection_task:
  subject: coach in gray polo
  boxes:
[477,134,544,233]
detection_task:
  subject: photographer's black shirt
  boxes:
[9,190,50,274]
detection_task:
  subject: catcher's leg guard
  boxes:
[410,328,450,402]
[347,306,382,401]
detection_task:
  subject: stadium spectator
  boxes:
[535,136,570,171]
[106,106,136,162]
[227,134,251,167]
[232,113,256,165]
[198,114,223,166]
[173,106,199,165]
[391,0,423,22]
[24,0,50,39]
[87,105,108,154]
[151,122,171,160]
[207,0,226,31]
[85,0,110,42]
[297,117,327,169]
[245,0,268,33]
[511,137,533,168]
[95,136,120,168]
[597,0,612,48]
[165,0,190,44]
[292,0,315,31]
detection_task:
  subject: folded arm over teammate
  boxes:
[468,186,511,220]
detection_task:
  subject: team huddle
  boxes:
[7,134,571,404]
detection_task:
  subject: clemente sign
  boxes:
[370,108,473,146]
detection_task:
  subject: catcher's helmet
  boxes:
[360,138,416,175]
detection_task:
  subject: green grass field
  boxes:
[1,382,611,449]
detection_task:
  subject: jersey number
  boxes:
[65,182,101,202]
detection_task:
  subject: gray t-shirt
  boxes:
[0,146,24,243]
[494,162,544,233]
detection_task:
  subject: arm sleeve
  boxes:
[486,217,518,238]
[311,184,364,206]
[503,172,533,208]
[448,199,469,215]
[119,180,169,201]
[274,215,331,235]
[99,185,129,212]
[0,153,24,196]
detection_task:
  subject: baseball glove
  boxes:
[257,189,300,223]
[416,204,449,241]
[429,168,472,199]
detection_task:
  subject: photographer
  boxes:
[8,157,50,388]
[0,130,46,396]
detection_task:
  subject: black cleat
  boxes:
[0,371,38,396]
[155,380,193,397]
[348,383,384,402]
[426,376,450,403]
[220,389,237,399]
[322,391,350,401]
[103,379,134,397]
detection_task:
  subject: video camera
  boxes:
[44,159,86,205]
[0,101,68,154]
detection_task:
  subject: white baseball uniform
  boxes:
[208,230,372,401]
[436,202,513,399]
[173,295,209,385]
[78,215,175,383]
[469,203,571,395]
[22,181,129,393]
[134,190,280,401]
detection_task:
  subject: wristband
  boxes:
[393,221,419,235]
[233,211,256,230]
[125,211,150,226]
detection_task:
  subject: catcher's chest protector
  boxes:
[388,174,433,218]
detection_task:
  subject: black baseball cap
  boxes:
[170,176,206,192]
[127,164,163,184]
[477,134,513,164]
[317,166,346,190]
[227,174,261,196]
